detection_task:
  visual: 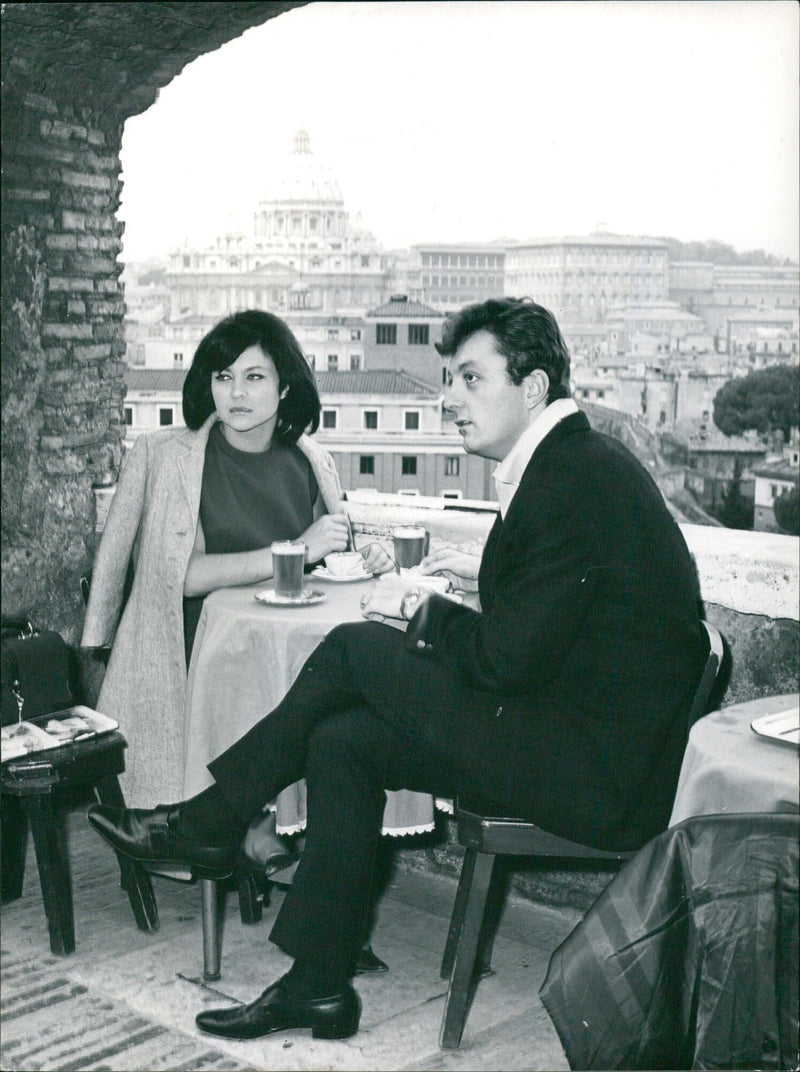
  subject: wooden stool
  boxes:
[1,730,159,954]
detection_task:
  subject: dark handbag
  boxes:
[0,618,77,727]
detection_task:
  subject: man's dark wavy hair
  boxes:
[436,297,571,404]
[182,310,320,443]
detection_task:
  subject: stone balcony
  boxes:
[347,498,799,909]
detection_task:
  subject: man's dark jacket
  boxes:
[407,410,706,850]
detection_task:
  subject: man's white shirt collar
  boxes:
[493,399,579,518]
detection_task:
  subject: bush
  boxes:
[713,365,799,441]
[774,487,800,535]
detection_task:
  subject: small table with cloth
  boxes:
[183,576,441,835]
[541,695,800,1070]
[669,692,799,825]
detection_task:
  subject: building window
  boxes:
[158,407,174,426]
[404,410,420,430]
[124,406,133,426]
[322,409,337,430]
[306,353,316,369]
[350,354,361,370]
[402,456,417,476]
[173,352,183,365]
[444,456,460,476]
[376,323,397,345]
[327,329,339,340]
[358,455,375,476]
[363,410,378,430]
[408,323,429,345]
[350,329,362,341]
[327,354,338,371]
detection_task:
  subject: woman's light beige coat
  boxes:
[81,415,343,806]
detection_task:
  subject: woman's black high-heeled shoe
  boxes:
[354,945,389,975]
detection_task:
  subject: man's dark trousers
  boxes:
[208,619,520,980]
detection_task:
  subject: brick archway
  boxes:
[1,2,306,636]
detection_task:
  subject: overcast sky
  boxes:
[119,0,799,263]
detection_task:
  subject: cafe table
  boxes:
[669,692,799,826]
[183,573,441,836]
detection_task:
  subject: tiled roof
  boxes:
[123,367,441,398]
[508,234,668,249]
[125,368,187,391]
[751,459,800,480]
[688,435,768,454]
[315,369,439,396]
[366,299,443,318]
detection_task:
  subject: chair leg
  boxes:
[1,795,28,903]
[22,793,75,955]
[441,847,477,979]
[93,776,159,932]
[475,862,509,977]
[439,850,496,1050]
[200,878,222,981]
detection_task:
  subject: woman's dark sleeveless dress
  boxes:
[182,422,319,662]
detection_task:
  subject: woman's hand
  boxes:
[301,512,350,563]
[418,547,481,592]
[359,542,394,576]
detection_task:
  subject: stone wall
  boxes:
[1,2,305,639]
[2,91,126,636]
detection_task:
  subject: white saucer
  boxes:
[311,567,372,583]
[751,708,800,747]
[255,588,327,607]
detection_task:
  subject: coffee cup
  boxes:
[325,551,365,577]
[392,526,429,571]
[272,540,306,599]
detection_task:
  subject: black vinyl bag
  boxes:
[0,619,77,727]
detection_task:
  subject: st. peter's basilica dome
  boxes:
[261,127,344,206]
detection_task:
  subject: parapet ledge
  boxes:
[682,524,799,622]
[350,501,799,623]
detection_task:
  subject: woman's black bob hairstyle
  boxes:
[182,310,320,444]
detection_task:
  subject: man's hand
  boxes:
[418,547,480,592]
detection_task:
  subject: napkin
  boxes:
[360,572,459,624]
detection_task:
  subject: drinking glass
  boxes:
[272,540,306,599]
[392,526,429,571]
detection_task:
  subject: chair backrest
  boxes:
[686,621,727,732]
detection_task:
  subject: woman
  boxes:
[81,310,387,847]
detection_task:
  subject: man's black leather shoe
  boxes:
[195,978,361,1040]
[87,804,235,879]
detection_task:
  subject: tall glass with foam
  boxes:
[392,526,429,571]
[271,540,306,599]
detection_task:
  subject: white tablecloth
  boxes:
[669,693,799,826]
[183,577,440,835]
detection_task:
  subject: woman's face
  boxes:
[211,344,285,450]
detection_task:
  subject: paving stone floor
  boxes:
[1,807,576,1072]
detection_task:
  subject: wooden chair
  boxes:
[438,620,728,1049]
[79,571,261,981]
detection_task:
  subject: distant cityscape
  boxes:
[122,129,800,532]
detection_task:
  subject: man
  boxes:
[88,298,706,1043]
